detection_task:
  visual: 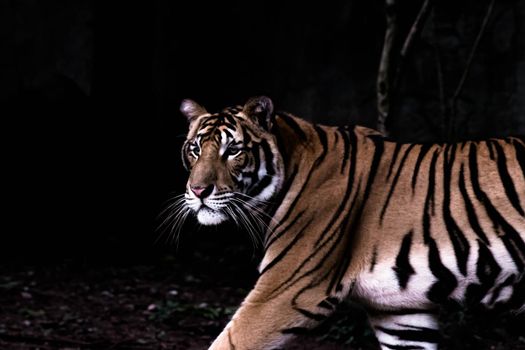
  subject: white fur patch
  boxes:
[197,207,228,225]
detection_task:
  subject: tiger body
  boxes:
[177,97,525,350]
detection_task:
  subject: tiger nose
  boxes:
[190,184,214,199]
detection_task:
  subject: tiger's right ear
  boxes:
[180,99,207,122]
[242,96,274,131]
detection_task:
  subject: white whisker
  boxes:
[233,191,273,205]
[155,195,193,246]
[232,197,276,224]
[231,200,273,236]
[229,202,263,250]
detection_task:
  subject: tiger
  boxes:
[175,96,525,350]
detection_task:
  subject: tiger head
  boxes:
[179,96,284,226]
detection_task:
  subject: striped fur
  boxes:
[177,97,525,350]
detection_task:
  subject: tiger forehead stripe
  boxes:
[196,112,241,140]
[195,112,261,148]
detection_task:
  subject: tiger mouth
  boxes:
[196,206,228,225]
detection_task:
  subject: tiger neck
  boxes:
[259,113,383,293]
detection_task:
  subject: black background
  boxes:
[2,0,525,265]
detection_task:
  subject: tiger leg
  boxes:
[368,311,441,350]
[209,283,337,350]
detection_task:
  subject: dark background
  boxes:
[2,1,525,349]
[2,0,525,264]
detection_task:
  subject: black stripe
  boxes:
[313,125,328,165]
[393,231,415,289]
[251,144,261,182]
[387,143,403,179]
[290,256,347,314]
[259,216,309,274]
[426,237,458,303]
[269,168,364,297]
[370,245,378,272]
[247,175,272,198]
[458,163,490,244]
[487,140,496,160]
[277,112,307,141]
[333,129,340,150]
[489,274,515,305]
[507,274,525,309]
[465,240,502,304]
[422,149,440,244]
[240,170,257,182]
[241,125,252,144]
[265,125,328,247]
[328,136,385,293]
[314,128,357,247]
[317,300,335,310]
[224,113,237,126]
[246,140,275,197]
[468,143,525,270]
[412,144,432,192]
[296,308,327,321]
[327,182,362,294]
[493,141,524,216]
[512,138,525,179]
[338,126,351,174]
[222,128,234,139]
[376,325,440,343]
[266,165,298,220]
[267,123,343,249]
[281,327,310,335]
[198,130,213,140]
[181,142,191,170]
[380,144,416,223]
[201,117,219,129]
[260,140,275,175]
[270,217,346,298]
[442,143,470,276]
[263,210,307,266]
[475,241,501,283]
[218,121,237,131]
[325,297,340,305]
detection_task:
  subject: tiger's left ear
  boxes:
[243,96,274,131]
[180,99,207,123]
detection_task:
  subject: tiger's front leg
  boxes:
[209,277,339,350]
[368,311,441,350]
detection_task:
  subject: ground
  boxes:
[1,251,524,350]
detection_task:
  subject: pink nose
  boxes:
[190,184,214,199]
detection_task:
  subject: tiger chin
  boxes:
[175,96,525,350]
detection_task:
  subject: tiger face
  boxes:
[180,96,284,226]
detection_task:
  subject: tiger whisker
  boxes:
[225,205,258,251]
[233,192,273,205]
[232,197,277,226]
[231,199,275,235]
[169,206,192,248]
[157,198,187,231]
[155,195,193,246]
[228,202,263,250]
[156,194,186,220]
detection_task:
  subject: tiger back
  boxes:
[175,96,525,350]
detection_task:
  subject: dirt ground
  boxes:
[1,257,524,350]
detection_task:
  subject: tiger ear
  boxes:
[180,99,207,122]
[242,96,274,131]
